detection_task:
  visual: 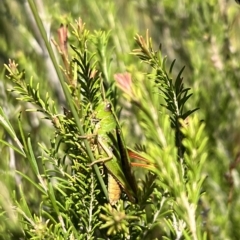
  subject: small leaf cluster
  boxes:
[114,32,209,239]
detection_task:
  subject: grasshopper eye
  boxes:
[105,103,112,112]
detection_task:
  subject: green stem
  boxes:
[27,0,108,201]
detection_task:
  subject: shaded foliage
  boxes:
[0,0,240,239]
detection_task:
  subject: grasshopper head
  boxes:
[95,101,113,119]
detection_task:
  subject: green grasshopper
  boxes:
[91,100,138,204]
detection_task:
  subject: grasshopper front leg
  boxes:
[88,137,114,166]
[87,136,122,205]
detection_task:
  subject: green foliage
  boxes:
[0,0,240,239]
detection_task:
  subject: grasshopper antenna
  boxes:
[100,79,107,101]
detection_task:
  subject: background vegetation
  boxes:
[0,0,240,239]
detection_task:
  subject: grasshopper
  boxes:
[91,100,138,204]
